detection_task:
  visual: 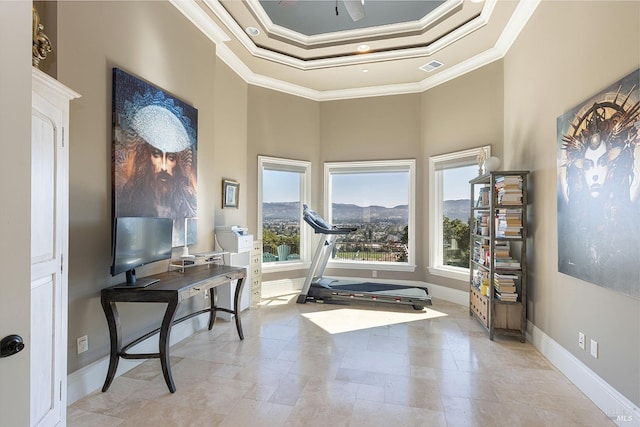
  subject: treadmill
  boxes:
[296,205,432,310]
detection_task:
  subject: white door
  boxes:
[31,84,65,427]
[30,70,78,427]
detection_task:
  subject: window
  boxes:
[428,146,490,281]
[324,160,416,272]
[258,156,311,271]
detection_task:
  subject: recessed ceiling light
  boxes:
[357,45,370,53]
[363,69,369,73]
[245,27,260,37]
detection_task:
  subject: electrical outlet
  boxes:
[590,339,599,358]
[203,290,209,300]
[578,332,585,350]
[77,335,88,354]
[372,270,377,278]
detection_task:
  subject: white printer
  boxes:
[215,225,252,253]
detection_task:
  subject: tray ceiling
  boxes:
[171,0,540,100]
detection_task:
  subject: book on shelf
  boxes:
[495,291,518,302]
[495,176,524,205]
[474,211,490,235]
[495,262,521,270]
[494,241,511,257]
[476,187,490,207]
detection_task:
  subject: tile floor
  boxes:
[68,295,614,426]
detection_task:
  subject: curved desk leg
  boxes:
[159,298,180,393]
[208,287,217,330]
[101,298,122,392]
[234,277,245,340]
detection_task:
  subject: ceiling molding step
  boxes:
[170,0,230,44]
[175,0,542,102]
[203,0,494,71]
[216,44,322,102]
[245,0,465,46]
[494,0,541,53]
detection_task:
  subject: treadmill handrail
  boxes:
[303,205,357,235]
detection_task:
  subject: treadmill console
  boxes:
[302,205,357,234]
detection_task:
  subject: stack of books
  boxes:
[476,186,490,207]
[475,211,490,236]
[494,273,518,302]
[473,240,490,265]
[494,241,511,258]
[495,175,523,205]
[493,241,520,270]
[495,208,523,237]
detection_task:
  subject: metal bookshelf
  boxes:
[469,171,529,342]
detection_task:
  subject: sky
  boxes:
[263,165,476,206]
[332,172,409,207]
[443,164,477,200]
[263,170,300,203]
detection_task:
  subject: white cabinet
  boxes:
[215,230,252,320]
[31,68,79,427]
[250,240,262,306]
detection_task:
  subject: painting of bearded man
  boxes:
[112,68,198,247]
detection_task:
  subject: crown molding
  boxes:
[170,0,230,43]
[172,0,541,102]
[202,0,494,70]
[245,0,465,46]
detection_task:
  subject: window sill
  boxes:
[262,261,309,273]
[327,261,416,273]
[427,265,468,282]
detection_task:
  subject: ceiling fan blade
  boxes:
[343,0,365,22]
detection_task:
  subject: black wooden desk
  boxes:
[100,264,246,393]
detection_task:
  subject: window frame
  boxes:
[428,145,491,281]
[258,156,312,272]
[324,159,416,273]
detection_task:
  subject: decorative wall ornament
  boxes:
[557,69,640,299]
[112,68,198,247]
[476,148,487,175]
[32,6,52,68]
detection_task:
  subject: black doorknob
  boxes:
[0,335,25,358]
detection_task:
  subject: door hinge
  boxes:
[62,127,65,148]
[59,380,63,401]
[61,254,64,274]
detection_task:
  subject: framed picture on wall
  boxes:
[111,68,198,248]
[222,179,239,208]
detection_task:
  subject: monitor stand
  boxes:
[114,269,160,288]
[126,277,159,288]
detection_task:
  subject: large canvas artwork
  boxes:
[557,69,640,299]
[112,68,198,247]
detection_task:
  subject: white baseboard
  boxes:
[67,314,208,405]
[261,277,305,298]
[422,282,469,306]
[527,322,639,426]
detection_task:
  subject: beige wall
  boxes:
[423,61,505,291]
[214,61,249,232]
[319,94,424,282]
[57,1,229,373]
[0,3,33,424]
[504,1,639,405]
[246,86,321,281]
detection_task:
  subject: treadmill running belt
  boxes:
[331,282,427,294]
